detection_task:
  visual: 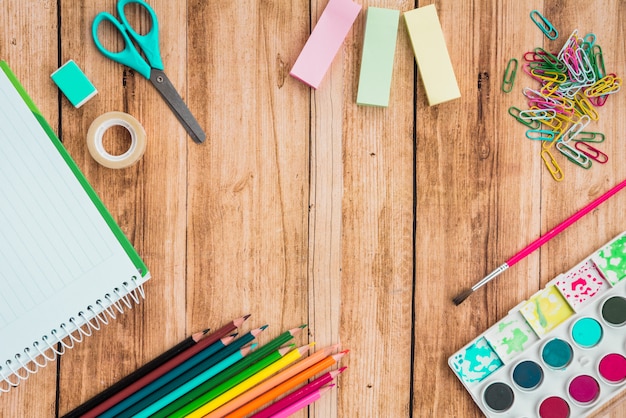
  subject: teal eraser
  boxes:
[51,60,97,108]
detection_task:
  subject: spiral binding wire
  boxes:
[0,278,145,394]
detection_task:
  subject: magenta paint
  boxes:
[568,375,600,404]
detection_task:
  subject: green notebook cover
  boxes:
[0,60,148,278]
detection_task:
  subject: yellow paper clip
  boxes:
[541,149,564,181]
[574,92,599,121]
[530,10,558,40]
[556,141,592,169]
[502,58,518,93]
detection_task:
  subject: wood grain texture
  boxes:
[0,1,625,417]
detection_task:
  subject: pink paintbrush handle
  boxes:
[506,178,626,266]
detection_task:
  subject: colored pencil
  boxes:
[60,328,211,418]
[206,344,339,418]
[100,334,237,417]
[269,384,334,418]
[152,324,306,418]
[225,350,348,418]
[74,314,250,418]
[132,344,257,418]
[252,367,346,418]
[182,345,296,417]
[115,326,267,417]
[192,344,312,416]
[454,177,626,305]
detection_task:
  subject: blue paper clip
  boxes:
[530,10,558,40]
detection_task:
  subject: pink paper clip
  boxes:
[574,141,608,163]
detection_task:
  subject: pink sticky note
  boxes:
[290,0,361,89]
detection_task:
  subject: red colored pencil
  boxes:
[67,315,250,418]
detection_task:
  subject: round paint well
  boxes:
[483,382,514,412]
[598,353,626,384]
[538,396,570,418]
[602,296,626,326]
[512,360,543,390]
[571,317,603,348]
[542,338,573,370]
[568,375,600,405]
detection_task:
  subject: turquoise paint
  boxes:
[542,338,573,369]
[571,317,603,348]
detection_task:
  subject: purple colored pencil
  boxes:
[251,367,346,418]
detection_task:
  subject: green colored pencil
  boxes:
[153,325,306,418]
[179,345,295,417]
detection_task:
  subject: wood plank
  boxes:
[0,1,59,416]
[56,0,188,413]
[335,1,415,417]
[413,0,544,416]
[185,0,310,396]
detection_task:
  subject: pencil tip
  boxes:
[260,324,269,330]
[453,288,473,305]
[299,324,308,328]
[243,314,252,320]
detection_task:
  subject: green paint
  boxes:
[502,328,529,354]
[498,320,513,332]
[535,298,548,328]
[596,235,626,284]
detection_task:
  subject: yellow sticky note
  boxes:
[404,5,460,105]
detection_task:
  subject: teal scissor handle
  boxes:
[92,12,152,79]
[116,0,164,71]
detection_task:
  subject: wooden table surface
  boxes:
[1,1,625,417]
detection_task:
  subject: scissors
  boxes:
[92,0,205,144]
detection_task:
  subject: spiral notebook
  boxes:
[0,61,150,392]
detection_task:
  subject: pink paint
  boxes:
[599,353,626,383]
[539,396,570,418]
[568,375,600,404]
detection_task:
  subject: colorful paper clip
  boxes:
[556,141,592,169]
[530,10,558,40]
[502,58,518,93]
[570,131,605,143]
[508,106,541,129]
[574,141,608,163]
[526,129,556,141]
[541,149,564,181]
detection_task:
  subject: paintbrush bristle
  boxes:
[453,288,473,306]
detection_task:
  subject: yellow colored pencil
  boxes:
[190,344,312,416]
[205,344,339,418]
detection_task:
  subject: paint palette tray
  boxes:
[449,231,626,417]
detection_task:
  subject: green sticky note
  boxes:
[356,7,399,107]
[51,60,97,108]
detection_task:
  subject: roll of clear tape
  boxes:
[86,111,146,169]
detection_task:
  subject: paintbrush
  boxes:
[453,178,626,305]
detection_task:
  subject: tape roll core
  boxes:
[86,111,147,169]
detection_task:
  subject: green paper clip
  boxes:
[501,58,518,93]
[556,141,592,169]
[570,131,605,143]
[508,106,541,129]
[530,10,558,40]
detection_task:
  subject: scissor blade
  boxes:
[149,70,206,144]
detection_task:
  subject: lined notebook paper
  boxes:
[0,61,150,388]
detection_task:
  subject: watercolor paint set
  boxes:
[449,231,626,417]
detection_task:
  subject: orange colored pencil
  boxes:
[223,350,348,418]
[205,344,339,418]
